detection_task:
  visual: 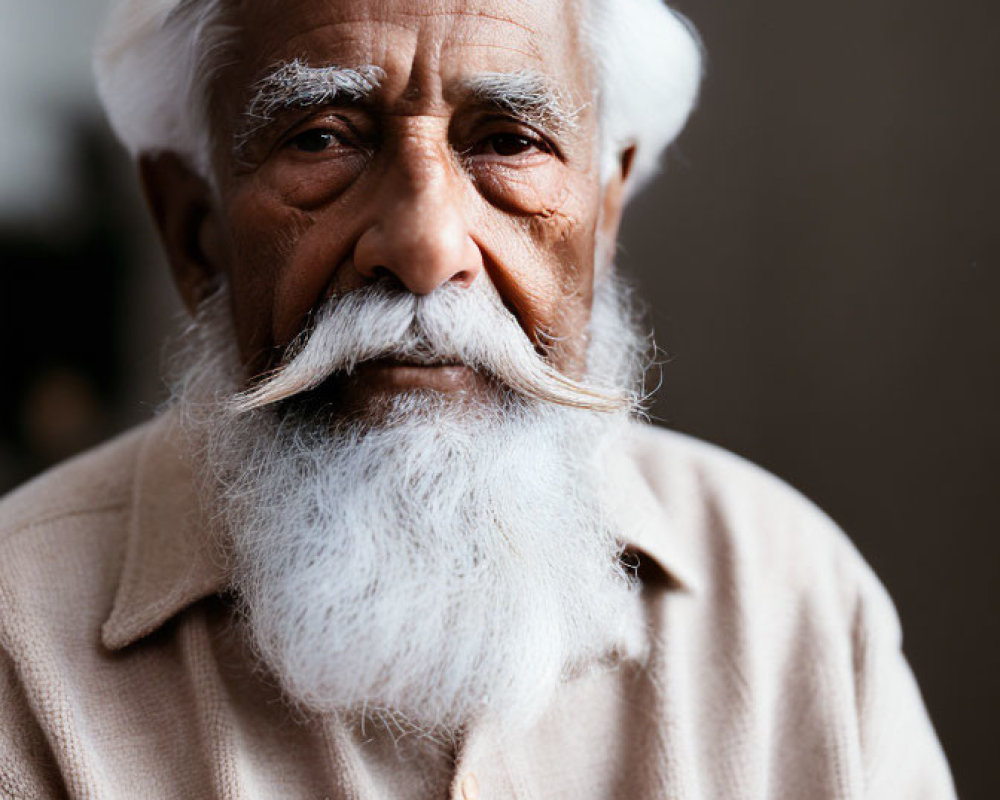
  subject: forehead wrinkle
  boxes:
[361,6,540,37]
[445,41,543,63]
[275,12,544,77]
[271,7,538,50]
[440,27,546,66]
[279,16,421,43]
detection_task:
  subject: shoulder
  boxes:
[628,422,837,534]
[0,422,156,644]
[623,425,955,795]
[624,423,895,633]
[0,423,151,540]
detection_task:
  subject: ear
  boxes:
[139,152,227,314]
[596,145,636,272]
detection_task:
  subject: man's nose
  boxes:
[352,152,483,295]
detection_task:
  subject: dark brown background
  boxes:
[621,1,998,795]
[0,0,995,795]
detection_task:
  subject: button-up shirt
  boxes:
[0,412,955,799]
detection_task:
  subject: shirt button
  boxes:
[461,773,480,799]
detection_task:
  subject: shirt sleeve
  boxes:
[0,644,62,800]
[851,570,957,800]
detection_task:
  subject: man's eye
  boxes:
[481,133,546,157]
[286,129,343,153]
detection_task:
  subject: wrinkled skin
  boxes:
[143,0,631,406]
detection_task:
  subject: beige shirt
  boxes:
[0,413,955,800]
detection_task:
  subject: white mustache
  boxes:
[231,278,634,414]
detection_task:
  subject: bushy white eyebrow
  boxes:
[459,71,583,137]
[233,62,582,159]
[235,59,386,154]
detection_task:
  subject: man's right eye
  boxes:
[286,129,343,153]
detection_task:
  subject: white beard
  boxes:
[171,273,648,734]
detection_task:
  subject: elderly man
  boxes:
[0,0,955,797]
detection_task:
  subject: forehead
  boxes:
[227,0,589,101]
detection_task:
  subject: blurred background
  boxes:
[0,0,996,795]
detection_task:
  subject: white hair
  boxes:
[170,272,647,732]
[94,0,702,196]
[230,275,636,415]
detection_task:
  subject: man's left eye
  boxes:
[286,129,343,153]
[480,133,548,157]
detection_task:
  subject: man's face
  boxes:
[198,0,610,410]
[155,0,643,728]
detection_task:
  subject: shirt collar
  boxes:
[603,424,703,593]
[102,414,700,651]
[102,411,227,650]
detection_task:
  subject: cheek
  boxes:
[472,161,571,217]
[477,172,600,371]
[222,180,323,363]
[521,175,599,306]
[477,164,597,291]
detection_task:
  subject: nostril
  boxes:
[450,269,477,288]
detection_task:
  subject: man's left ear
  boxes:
[597,145,636,272]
